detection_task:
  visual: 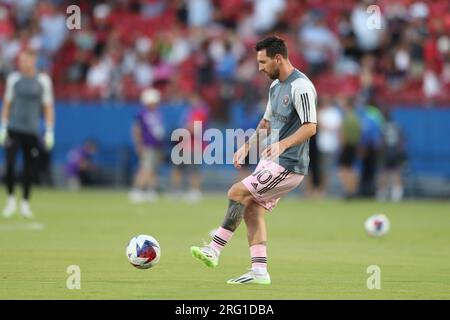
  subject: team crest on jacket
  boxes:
[282,95,290,106]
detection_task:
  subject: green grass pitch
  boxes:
[0,189,449,299]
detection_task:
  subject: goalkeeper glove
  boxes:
[44,128,54,150]
[0,122,7,146]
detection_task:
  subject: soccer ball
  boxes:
[126,235,161,269]
[365,214,390,237]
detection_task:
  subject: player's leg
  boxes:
[376,167,388,201]
[135,168,158,201]
[320,151,334,197]
[185,165,202,203]
[338,145,359,199]
[20,133,39,218]
[391,169,404,202]
[169,165,183,198]
[142,148,163,201]
[133,166,146,187]
[226,160,304,284]
[129,150,151,203]
[190,182,253,268]
[3,131,19,218]
[244,200,267,246]
[227,200,271,285]
[143,168,158,201]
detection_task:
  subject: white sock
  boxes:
[391,185,403,202]
[252,267,268,276]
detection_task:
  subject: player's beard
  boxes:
[268,68,280,80]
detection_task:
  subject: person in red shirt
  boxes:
[170,93,209,202]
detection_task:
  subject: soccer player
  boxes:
[0,49,55,218]
[190,36,317,284]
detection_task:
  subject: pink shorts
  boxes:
[242,160,304,211]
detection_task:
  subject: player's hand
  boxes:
[261,141,287,162]
[0,124,7,146]
[233,144,249,169]
[44,129,54,150]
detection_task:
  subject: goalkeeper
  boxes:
[0,49,55,218]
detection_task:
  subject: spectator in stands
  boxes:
[86,56,111,93]
[66,49,90,83]
[122,37,154,88]
[250,0,286,34]
[336,11,360,63]
[0,6,14,43]
[92,3,113,56]
[0,6,15,77]
[129,88,165,203]
[140,0,167,19]
[65,139,99,191]
[87,41,123,100]
[299,9,340,76]
[2,27,37,75]
[72,18,96,52]
[403,4,428,80]
[39,2,67,55]
[194,39,215,86]
[351,0,386,54]
[164,28,192,67]
[9,0,36,27]
[215,40,238,81]
[187,0,214,27]
[0,0,447,106]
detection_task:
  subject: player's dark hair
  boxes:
[255,36,288,59]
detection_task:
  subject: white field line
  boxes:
[0,222,45,231]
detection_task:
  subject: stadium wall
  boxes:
[0,103,449,196]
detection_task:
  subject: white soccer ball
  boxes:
[365,214,390,237]
[126,235,161,269]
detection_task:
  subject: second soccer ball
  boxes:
[365,214,390,237]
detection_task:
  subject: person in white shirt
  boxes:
[317,96,342,196]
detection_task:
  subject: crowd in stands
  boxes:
[0,0,448,120]
[0,0,448,199]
